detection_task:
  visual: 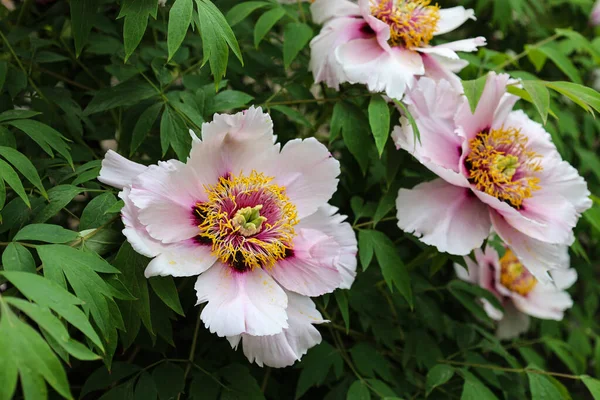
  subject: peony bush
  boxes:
[1,0,600,399]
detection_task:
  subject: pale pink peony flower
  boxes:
[309,0,486,99]
[392,73,591,282]
[592,1,600,26]
[454,245,576,339]
[1,0,15,10]
[99,106,357,368]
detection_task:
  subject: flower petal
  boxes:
[396,179,491,255]
[119,187,162,258]
[145,241,216,278]
[266,138,340,219]
[231,292,325,368]
[490,210,569,284]
[310,0,361,24]
[195,263,289,337]
[434,6,476,36]
[512,289,573,320]
[496,302,530,340]
[336,39,424,99]
[269,228,343,297]
[99,150,147,190]
[430,37,487,53]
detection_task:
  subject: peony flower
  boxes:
[309,0,486,99]
[592,1,600,26]
[454,245,576,339]
[98,106,357,368]
[393,73,591,282]
[1,0,15,10]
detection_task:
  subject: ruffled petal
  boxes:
[119,187,162,258]
[310,17,371,90]
[396,179,491,255]
[297,205,357,289]
[266,138,340,219]
[490,210,569,284]
[336,38,424,99]
[269,228,343,297]
[99,150,147,190]
[230,292,325,368]
[310,0,361,24]
[144,241,216,278]
[434,6,476,35]
[420,54,465,90]
[195,263,289,337]
[512,288,573,320]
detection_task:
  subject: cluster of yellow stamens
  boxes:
[466,127,542,209]
[370,0,440,48]
[195,171,298,272]
[499,250,537,296]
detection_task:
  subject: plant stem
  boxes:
[439,359,582,380]
[493,32,562,71]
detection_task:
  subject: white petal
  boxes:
[430,37,487,53]
[434,7,476,36]
[266,138,340,219]
[496,302,530,340]
[310,0,361,24]
[195,264,289,337]
[119,187,162,258]
[336,39,424,100]
[98,150,147,189]
[396,179,491,255]
[233,292,325,368]
[144,242,216,278]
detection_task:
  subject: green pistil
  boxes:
[232,205,267,236]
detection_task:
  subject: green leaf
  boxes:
[0,61,6,93]
[361,230,412,307]
[195,0,243,87]
[207,90,254,114]
[351,343,394,382]
[80,193,118,230]
[117,0,159,61]
[535,44,582,84]
[334,290,350,333]
[527,370,563,400]
[543,337,584,375]
[226,1,270,26]
[104,200,125,215]
[337,102,372,174]
[168,0,194,61]
[14,224,79,244]
[448,280,504,314]
[426,365,455,396]
[271,105,312,127]
[0,146,47,198]
[2,242,36,273]
[149,276,185,316]
[0,159,29,207]
[0,110,42,123]
[347,380,371,400]
[83,78,158,115]
[153,363,185,400]
[283,22,313,69]
[368,96,391,157]
[160,107,192,160]
[0,271,104,350]
[394,99,420,144]
[544,81,600,115]
[70,0,101,57]
[521,81,550,124]
[6,119,73,167]
[34,185,84,224]
[254,7,286,48]
[582,375,600,400]
[460,370,498,400]
[131,103,163,155]
[462,75,488,113]
[0,300,72,400]
[358,230,375,271]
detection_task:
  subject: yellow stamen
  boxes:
[499,250,537,296]
[370,0,440,49]
[195,171,298,271]
[466,127,542,209]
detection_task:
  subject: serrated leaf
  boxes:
[283,22,313,69]
[168,0,194,61]
[368,96,391,157]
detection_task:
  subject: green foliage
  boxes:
[0,0,599,399]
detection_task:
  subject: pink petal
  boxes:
[269,228,343,296]
[396,179,491,255]
[310,17,370,90]
[512,289,573,320]
[195,263,289,337]
[297,205,357,289]
[434,6,476,35]
[98,150,147,190]
[230,292,325,368]
[310,0,361,24]
[490,210,569,284]
[336,39,424,99]
[119,187,162,258]
[265,138,340,219]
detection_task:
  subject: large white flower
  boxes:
[454,245,577,340]
[309,0,486,98]
[99,106,357,367]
